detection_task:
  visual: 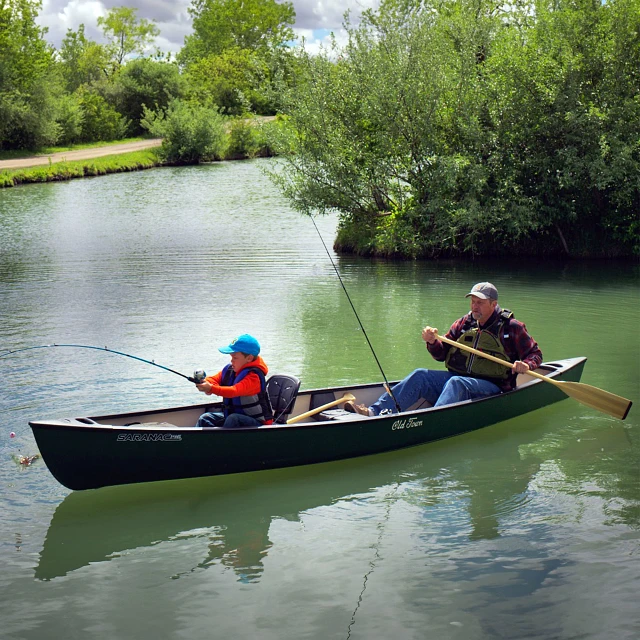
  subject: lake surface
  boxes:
[1,159,639,640]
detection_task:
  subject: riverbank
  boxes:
[0,149,162,188]
[0,117,277,189]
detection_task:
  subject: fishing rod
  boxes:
[311,217,401,413]
[0,344,207,384]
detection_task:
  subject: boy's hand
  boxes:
[196,381,212,394]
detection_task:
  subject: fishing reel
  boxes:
[192,370,207,384]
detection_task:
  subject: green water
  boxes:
[1,160,639,640]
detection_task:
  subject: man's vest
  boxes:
[220,365,274,423]
[444,309,515,383]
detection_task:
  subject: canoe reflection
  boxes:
[35,415,560,582]
[37,452,413,582]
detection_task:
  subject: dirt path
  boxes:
[0,139,163,170]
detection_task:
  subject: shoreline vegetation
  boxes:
[0,118,277,189]
[0,149,160,188]
[2,0,637,258]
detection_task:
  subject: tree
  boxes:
[186,48,270,114]
[55,93,84,144]
[179,0,297,114]
[269,0,639,258]
[483,0,640,256]
[109,58,186,134]
[179,0,295,64]
[58,24,109,91]
[97,6,160,68]
[74,87,130,142]
[0,0,60,149]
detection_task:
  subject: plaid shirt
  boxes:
[427,307,543,390]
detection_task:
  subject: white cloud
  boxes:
[36,0,379,57]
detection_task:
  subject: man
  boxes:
[195,334,273,428]
[346,282,542,416]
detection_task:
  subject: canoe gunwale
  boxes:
[30,359,571,431]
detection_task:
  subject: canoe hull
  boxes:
[30,358,586,491]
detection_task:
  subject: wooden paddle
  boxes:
[286,393,356,425]
[436,334,632,420]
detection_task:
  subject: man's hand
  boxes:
[422,326,438,345]
[512,360,530,374]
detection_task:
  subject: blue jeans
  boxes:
[196,412,262,428]
[370,369,501,415]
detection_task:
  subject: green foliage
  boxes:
[58,24,109,91]
[75,87,130,142]
[0,0,293,150]
[97,6,160,67]
[187,48,276,115]
[226,117,273,158]
[54,93,84,145]
[187,49,252,114]
[180,0,298,116]
[180,0,295,64]
[272,0,640,258]
[0,81,62,149]
[140,99,227,163]
[0,0,51,92]
[108,58,186,134]
[0,0,59,149]
[481,0,640,256]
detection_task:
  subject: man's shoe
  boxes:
[344,401,372,416]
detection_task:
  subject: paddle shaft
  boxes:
[286,393,355,425]
[436,335,554,384]
[436,334,632,420]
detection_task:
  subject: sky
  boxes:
[37,0,380,56]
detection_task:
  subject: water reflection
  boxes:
[36,408,598,583]
[3,161,638,639]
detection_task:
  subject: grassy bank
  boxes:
[0,150,161,188]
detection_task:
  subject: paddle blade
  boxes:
[559,381,633,420]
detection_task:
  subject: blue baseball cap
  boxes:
[218,334,261,356]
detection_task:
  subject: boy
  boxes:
[195,334,273,428]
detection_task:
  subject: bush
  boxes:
[0,84,61,150]
[226,118,263,158]
[76,88,130,142]
[140,99,227,164]
[55,94,85,145]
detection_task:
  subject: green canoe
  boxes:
[30,357,586,491]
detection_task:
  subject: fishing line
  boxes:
[345,482,401,639]
[0,344,205,384]
[311,216,401,412]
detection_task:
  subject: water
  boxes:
[1,160,639,639]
